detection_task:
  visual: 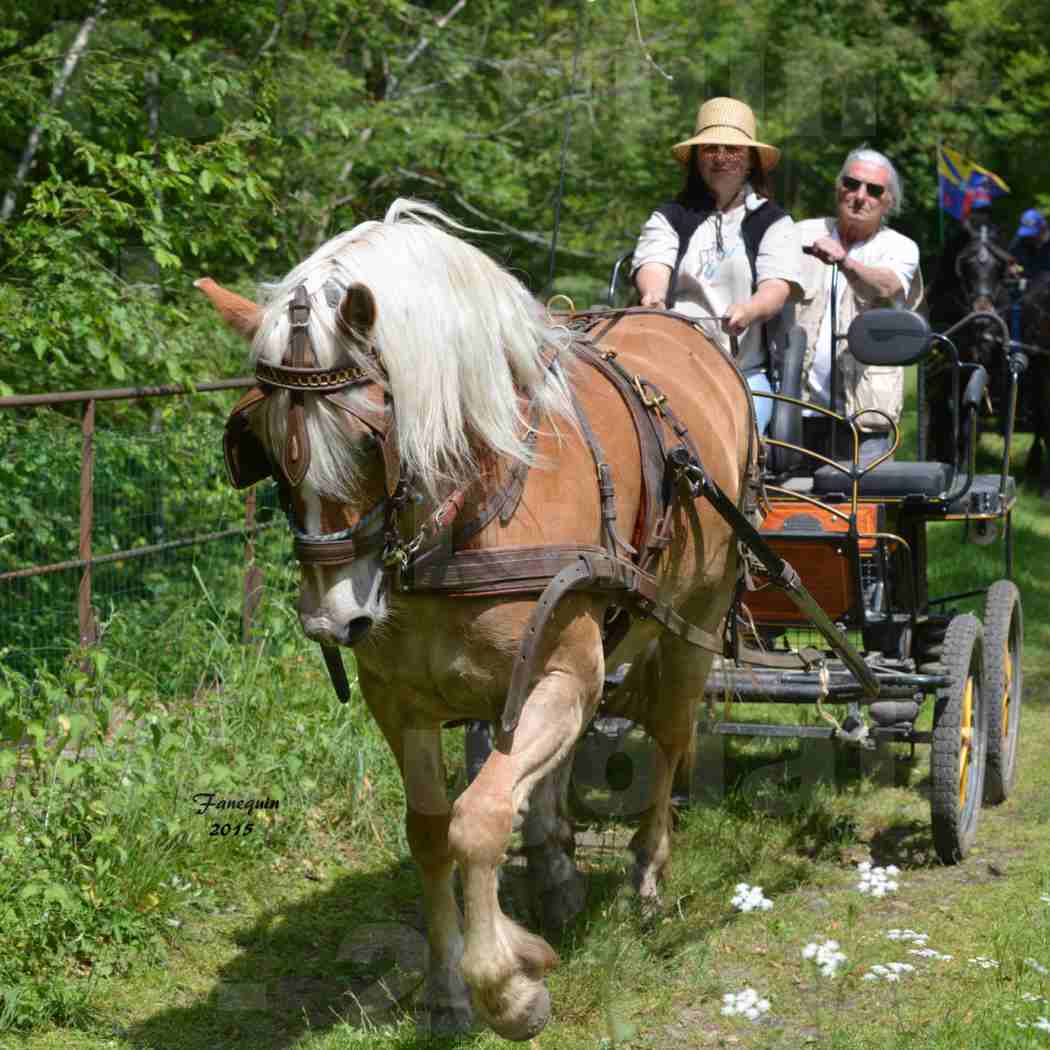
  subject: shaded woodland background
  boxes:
[3,0,1050,394]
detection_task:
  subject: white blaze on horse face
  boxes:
[296,482,388,645]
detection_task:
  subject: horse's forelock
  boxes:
[255,201,576,501]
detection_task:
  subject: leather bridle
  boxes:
[224,283,524,578]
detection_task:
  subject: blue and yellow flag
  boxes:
[938,146,1010,220]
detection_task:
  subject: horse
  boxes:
[1016,272,1050,498]
[196,200,757,1040]
[926,217,1050,496]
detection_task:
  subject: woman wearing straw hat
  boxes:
[633,97,802,433]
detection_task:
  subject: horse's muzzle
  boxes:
[301,614,374,647]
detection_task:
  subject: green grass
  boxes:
[4,399,1050,1048]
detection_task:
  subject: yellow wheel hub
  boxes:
[959,677,974,806]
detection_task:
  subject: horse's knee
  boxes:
[449,785,514,867]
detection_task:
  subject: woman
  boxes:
[633,97,802,434]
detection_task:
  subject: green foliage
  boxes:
[0,536,397,1033]
[3,0,1048,391]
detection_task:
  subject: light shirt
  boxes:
[800,222,920,409]
[633,188,802,373]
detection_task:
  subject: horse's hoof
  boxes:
[534,871,587,934]
[476,979,551,1042]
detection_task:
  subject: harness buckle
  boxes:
[633,374,666,416]
[382,532,423,572]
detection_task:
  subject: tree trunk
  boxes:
[1,0,108,223]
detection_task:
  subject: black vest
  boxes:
[655,198,788,370]
[656,198,788,306]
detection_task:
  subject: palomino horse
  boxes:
[197,200,756,1040]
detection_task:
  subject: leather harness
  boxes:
[225,290,878,728]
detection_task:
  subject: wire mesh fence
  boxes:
[0,381,277,676]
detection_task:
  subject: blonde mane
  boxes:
[251,199,577,500]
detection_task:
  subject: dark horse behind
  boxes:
[926,216,1050,498]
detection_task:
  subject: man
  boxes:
[796,148,924,464]
[1008,208,1050,279]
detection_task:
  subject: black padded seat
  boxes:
[812,461,953,500]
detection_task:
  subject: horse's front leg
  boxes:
[402,728,475,1034]
[358,673,472,1035]
[448,614,602,1041]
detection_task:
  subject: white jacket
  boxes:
[796,218,924,431]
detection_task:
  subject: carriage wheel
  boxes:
[930,614,987,865]
[982,581,1023,804]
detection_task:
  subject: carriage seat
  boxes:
[811,461,953,501]
[764,323,807,476]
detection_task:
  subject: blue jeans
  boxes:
[747,372,773,435]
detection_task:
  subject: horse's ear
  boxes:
[337,283,377,340]
[194,277,262,340]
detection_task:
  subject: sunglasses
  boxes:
[840,175,887,199]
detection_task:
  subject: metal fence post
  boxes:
[78,399,98,649]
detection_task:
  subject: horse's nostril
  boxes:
[343,617,373,646]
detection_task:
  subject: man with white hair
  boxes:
[796,147,924,463]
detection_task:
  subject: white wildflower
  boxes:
[968,956,999,970]
[886,929,928,944]
[1021,993,1049,1004]
[721,988,771,1021]
[1026,958,1050,977]
[731,883,773,913]
[802,939,847,977]
[909,948,953,961]
[863,962,914,982]
[1040,895,1050,905]
[856,864,900,896]
[1018,1017,1050,1032]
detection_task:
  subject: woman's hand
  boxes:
[639,289,668,308]
[722,302,754,336]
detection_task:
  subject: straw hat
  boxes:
[672,97,780,171]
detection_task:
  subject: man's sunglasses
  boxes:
[840,175,887,199]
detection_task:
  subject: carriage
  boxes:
[700,307,1021,865]
[200,204,1024,1039]
[563,302,1023,867]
